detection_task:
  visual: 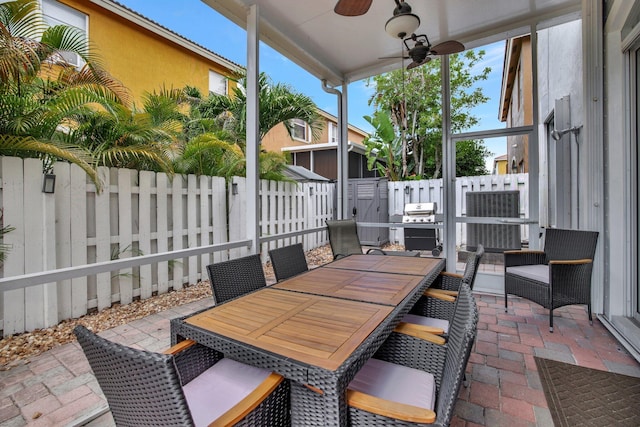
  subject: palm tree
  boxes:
[197,72,323,143]
[67,88,187,173]
[0,0,130,190]
[173,133,245,177]
[195,72,320,180]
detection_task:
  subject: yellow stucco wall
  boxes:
[55,0,236,107]
[261,112,367,153]
[495,159,508,175]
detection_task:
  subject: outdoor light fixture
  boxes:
[385,1,420,39]
[551,125,582,141]
[42,173,56,194]
[231,182,239,195]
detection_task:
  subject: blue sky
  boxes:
[117,0,507,170]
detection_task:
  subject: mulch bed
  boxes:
[0,244,338,369]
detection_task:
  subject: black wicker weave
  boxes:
[206,254,267,305]
[504,228,599,332]
[345,282,478,426]
[326,219,420,259]
[409,244,484,327]
[269,243,309,282]
[74,325,291,427]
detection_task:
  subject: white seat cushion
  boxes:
[506,264,549,284]
[348,358,436,411]
[402,313,449,333]
[182,358,272,427]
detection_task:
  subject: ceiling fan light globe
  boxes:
[385,13,420,39]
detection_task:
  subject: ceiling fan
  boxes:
[380,33,465,70]
[401,33,465,69]
[334,0,373,17]
[335,0,464,68]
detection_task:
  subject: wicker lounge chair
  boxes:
[206,254,267,304]
[504,228,599,332]
[346,282,478,426]
[74,325,290,427]
[326,218,420,259]
[268,243,309,281]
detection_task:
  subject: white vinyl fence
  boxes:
[0,157,527,336]
[388,173,530,246]
[0,157,334,336]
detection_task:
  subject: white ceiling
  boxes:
[202,0,581,86]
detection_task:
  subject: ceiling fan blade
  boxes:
[334,0,373,16]
[379,55,410,59]
[430,40,465,55]
[406,56,431,70]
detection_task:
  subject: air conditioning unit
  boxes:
[466,191,521,253]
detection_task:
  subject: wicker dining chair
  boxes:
[74,325,290,427]
[288,282,477,426]
[345,282,479,426]
[504,228,599,332]
[326,218,420,259]
[268,243,309,281]
[206,254,267,304]
[400,245,484,335]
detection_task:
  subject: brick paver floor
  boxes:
[1,291,639,426]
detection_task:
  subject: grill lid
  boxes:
[404,202,437,215]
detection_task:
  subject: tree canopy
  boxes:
[366,49,493,180]
[0,0,323,185]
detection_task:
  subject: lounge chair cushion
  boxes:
[182,358,272,426]
[348,358,436,411]
[402,313,449,334]
[506,264,549,284]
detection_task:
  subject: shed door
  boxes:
[349,179,389,246]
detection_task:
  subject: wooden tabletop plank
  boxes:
[324,254,442,276]
[272,267,426,305]
[186,288,393,371]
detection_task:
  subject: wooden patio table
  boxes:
[325,253,442,276]
[170,255,444,426]
[272,260,438,305]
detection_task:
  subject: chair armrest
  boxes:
[423,289,457,301]
[394,322,447,342]
[212,373,285,427]
[504,250,545,255]
[441,271,463,279]
[163,339,197,355]
[549,258,593,265]
[347,389,436,424]
[504,250,547,267]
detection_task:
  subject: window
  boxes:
[329,122,338,143]
[209,70,227,95]
[291,119,308,141]
[41,0,87,67]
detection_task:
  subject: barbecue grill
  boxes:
[403,202,443,256]
[402,203,437,223]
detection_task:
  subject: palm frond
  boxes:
[0,133,102,190]
[56,65,130,106]
[96,144,174,174]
